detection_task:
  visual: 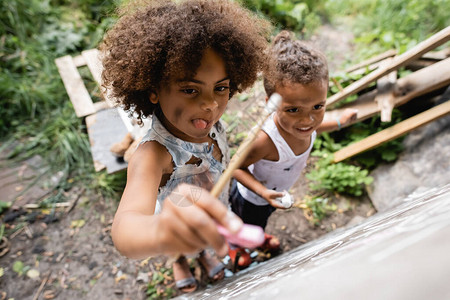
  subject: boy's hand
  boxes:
[261,189,287,209]
[158,184,243,257]
[340,108,358,126]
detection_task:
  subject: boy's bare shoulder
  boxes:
[249,130,278,161]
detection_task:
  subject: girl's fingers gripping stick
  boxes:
[210,93,282,248]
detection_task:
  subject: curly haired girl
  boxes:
[100,0,271,293]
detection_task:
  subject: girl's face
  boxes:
[151,49,230,143]
[273,80,327,143]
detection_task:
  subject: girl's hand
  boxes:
[261,189,286,209]
[157,184,243,256]
[340,108,358,126]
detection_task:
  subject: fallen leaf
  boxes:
[13,260,25,275]
[115,274,127,283]
[70,219,86,228]
[26,269,40,279]
[93,271,103,280]
[41,209,51,215]
[43,289,55,299]
[140,257,150,267]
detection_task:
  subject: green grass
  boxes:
[324,0,450,61]
[1,0,122,202]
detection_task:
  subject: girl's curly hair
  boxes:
[264,30,328,96]
[100,0,272,123]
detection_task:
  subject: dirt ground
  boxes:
[0,25,376,300]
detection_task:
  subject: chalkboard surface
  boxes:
[178,183,450,300]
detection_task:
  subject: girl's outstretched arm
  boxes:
[111,142,242,259]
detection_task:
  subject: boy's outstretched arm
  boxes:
[317,108,358,134]
[232,131,286,209]
[111,142,242,259]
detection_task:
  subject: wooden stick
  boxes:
[332,100,450,163]
[32,271,51,300]
[375,58,397,122]
[345,49,397,73]
[327,26,450,106]
[210,93,282,198]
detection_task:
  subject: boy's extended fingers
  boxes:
[271,191,285,199]
[268,199,286,209]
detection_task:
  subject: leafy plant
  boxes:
[300,196,337,225]
[146,267,175,300]
[13,260,30,276]
[307,161,373,196]
[240,0,323,35]
[324,0,450,59]
[0,202,11,215]
[0,224,5,240]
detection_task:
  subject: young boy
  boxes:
[229,30,357,268]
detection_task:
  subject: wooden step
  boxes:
[332,100,450,163]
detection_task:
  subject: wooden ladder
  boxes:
[55,49,133,173]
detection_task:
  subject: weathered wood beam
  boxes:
[332,99,450,163]
[55,55,96,117]
[327,26,450,106]
[324,57,450,128]
[375,58,397,122]
[345,49,397,73]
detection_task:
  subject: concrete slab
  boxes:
[179,183,450,300]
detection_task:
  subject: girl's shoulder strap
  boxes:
[140,116,193,166]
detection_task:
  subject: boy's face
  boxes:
[151,49,230,143]
[273,80,327,142]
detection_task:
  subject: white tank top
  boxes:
[237,113,316,206]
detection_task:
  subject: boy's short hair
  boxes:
[264,30,328,97]
[101,0,271,122]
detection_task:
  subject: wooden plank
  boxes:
[332,100,450,163]
[82,48,116,107]
[72,55,86,67]
[375,58,397,122]
[85,108,129,173]
[82,48,134,133]
[345,49,397,73]
[327,26,450,106]
[422,47,450,60]
[81,49,102,86]
[324,57,450,128]
[93,101,110,112]
[55,55,96,117]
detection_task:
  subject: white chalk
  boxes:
[276,191,293,208]
[264,93,282,115]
